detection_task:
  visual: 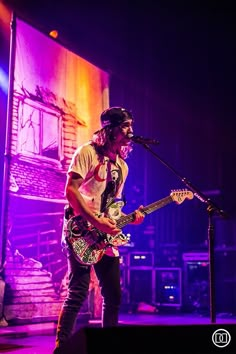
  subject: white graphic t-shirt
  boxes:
[63,142,129,257]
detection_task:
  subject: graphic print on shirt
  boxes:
[94,162,106,182]
[100,161,122,213]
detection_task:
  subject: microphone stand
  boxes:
[137,141,227,324]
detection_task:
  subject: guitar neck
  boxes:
[117,195,173,228]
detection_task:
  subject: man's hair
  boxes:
[91,126,133,160]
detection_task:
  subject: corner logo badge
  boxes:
[212,328,231,348]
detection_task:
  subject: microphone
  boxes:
[127,133,159,145]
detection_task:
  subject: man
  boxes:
[53,107,145,353]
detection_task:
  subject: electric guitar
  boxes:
[65,189,194,265]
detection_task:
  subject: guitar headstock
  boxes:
[170,189,194,204]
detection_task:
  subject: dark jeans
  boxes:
[55,253,121,349]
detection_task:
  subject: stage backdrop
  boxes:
[1,15,109,323]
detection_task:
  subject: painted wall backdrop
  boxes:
[0,15,109,322]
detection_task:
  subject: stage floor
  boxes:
[0,312,236,354]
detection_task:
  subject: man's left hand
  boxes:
[132,206,145,225]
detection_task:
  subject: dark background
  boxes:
[1,1,236,239]
[0,0,236,313]
[1,0,236,247]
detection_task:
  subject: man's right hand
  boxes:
[93,216,121,235]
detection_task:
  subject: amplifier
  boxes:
[128,252,154,267]
[182,252,208,262]
[155,267,182,307]
[182,252,209,313]
[156,243,182,267]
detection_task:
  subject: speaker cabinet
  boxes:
[183,251,236,315]
[127,267,154,304]
[215,249,236,314]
